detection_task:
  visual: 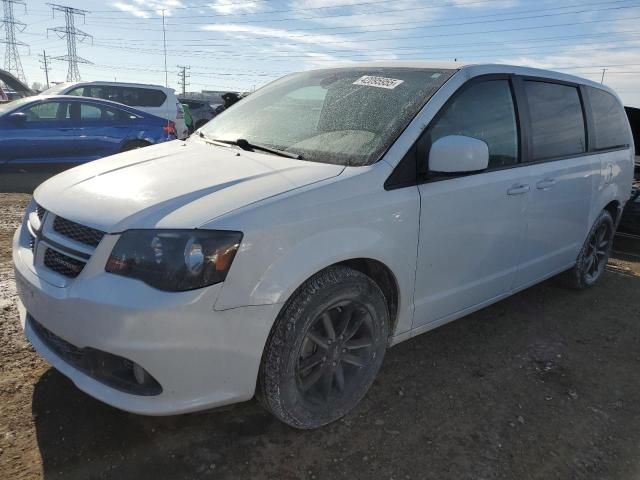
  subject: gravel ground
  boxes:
[1,192,640,480]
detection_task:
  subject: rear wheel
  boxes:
[561,209,615,289]
[121,140,151,152]
[258,266,389,429]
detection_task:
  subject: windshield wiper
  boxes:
[198,132,235,148]
[199,133,302,160]
[238,139,303,159]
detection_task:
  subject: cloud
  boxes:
[201,23,365,51]
[208,0,264,15]
[199,22,388,70]
[498,39,640,107]
[286,0,443,28]
[111,0,184,18]
[449,0,517,8]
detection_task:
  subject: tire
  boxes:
[121,140,151,152]
[561,209,615,289]
[258,266,389,429]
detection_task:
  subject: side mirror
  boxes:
[8,112,27,125]
[428,135,489,174]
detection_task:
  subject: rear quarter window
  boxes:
[587,87,629,151]
[79,85,167,108]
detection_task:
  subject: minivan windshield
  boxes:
[200,67,454,166]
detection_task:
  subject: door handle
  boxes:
[507,183,530,195]
[536,178,556,190]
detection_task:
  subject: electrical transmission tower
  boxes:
[177,65,190,96]
[1,0,27,83]
[47,4,92,82]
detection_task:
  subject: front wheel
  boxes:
[258,266,389,429]
[562,209,615,289]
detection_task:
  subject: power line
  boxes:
[82,0,640,29]
[76,9,640,44]
[28,0,512,16]
[173,0,638,29]
[123,30,640,58]
[84,34,640,62]
[49,26,640,51]
[81,58,640,77]
[15,1,640,96]
[47,4,92,82]
[1,0,27,83]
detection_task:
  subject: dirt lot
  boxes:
[1,193,640,480]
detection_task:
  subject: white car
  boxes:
[41,81,188,139]
[14,62,634,429]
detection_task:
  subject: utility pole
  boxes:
[0,0,27,83]
[47,4,92,82]
[600,68,607,84]
[162,9,168,88]
[177,65,190,96]
[39,49,51,88]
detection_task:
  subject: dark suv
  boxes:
[179,99,216,130]
[619,107,640,234]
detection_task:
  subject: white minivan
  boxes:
[41,81,189,139]
[14,62,634,429]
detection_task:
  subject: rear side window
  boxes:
[81,86,167,108]
[524,81,586,161]
[586,87,629,150]
[80,103,101,120]
[119,87,166,107]
[428,79,518,169]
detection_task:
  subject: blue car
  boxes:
[0,95,176,192]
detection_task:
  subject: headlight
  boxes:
[105,230,242,291]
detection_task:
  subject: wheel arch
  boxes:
[590,183,625,231]
[268,258,402,341]
[336,258,400,340]
[603,199,622,226]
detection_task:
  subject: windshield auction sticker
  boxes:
[353,76,404,89]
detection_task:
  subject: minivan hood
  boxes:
[35,140,344,232]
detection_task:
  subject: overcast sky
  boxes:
[9,0,640,106]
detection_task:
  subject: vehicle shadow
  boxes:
[32,266,640,480]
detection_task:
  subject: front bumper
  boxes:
[14,227,281,415]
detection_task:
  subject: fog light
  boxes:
[133,362,149,385]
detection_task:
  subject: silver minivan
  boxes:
[14,62,634,429]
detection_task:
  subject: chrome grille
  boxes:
[53,216,105,248]
[26,206,102,281]
[43,248,86,278]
